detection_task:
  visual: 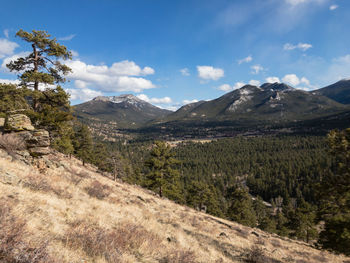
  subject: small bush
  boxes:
[0,200,56,263]
[0,133,26,157]
[159,250,197,263]
[245,245,276,263]
[24,173,54,192]
[66,220,161,262]
[84,180,111,199]
[23,173,72,198]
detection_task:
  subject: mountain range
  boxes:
[73,79,350,136]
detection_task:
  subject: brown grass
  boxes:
[23,173,72,199]
[0,200,56,263]
[65,220,162,262]
[0,133,26,157]
[84,180,111,199]
[159,250,197,263]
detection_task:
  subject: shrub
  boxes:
[159,250,197,263]
[23,173,72,198]
[84,180,111,199]
[0,200,56,263]
[245,245,280,263]
[66,220,161,262]
[0,133,26,157]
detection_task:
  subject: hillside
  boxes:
[74,95,172,129]
[1,149,349,263]
[315,79,350,104]
[162,83,347,123]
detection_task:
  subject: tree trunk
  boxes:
[159,185,163,198]
[32,44,39,111]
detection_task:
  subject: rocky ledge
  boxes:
[0,114,50,156]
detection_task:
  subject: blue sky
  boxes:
[0,0,349,110]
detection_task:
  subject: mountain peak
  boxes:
[93,94,145,105]
[260,82,294,91]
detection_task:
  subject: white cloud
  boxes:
[3,29,9,38]
[321,54,350,83]
[300,77,310,85]
[233,82,245,90]
[251,64,264,74]
[0,39,18,59]
[182,99,198,104]
[180,68,190,76]
[218,84,232,92]
[66,88,103,101]
[0,78,20,85]
[108,60,155,76]
[71,50,79,57]
[329,4,338,10]
[217,82,245,92]
[58,34,76,41]
[282,74,300,86]
[197,65,224,81]
[266,76,281,83]
[249,80,260,86]
[283,43,312,51]
[1,51,31,70]
[281,74,315,90]
[66,60,156,93]
[238,55,252,64]
[137,94,172,104]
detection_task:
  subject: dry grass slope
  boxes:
[0,148,349,263]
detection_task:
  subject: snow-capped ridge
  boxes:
[93,94,145,106]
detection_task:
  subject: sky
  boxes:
[0,0,349,110]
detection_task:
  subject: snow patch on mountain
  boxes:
[228,95,252,112]
[93,94,146,107]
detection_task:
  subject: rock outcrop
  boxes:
[2,114,50,156]
[5,114,35,131]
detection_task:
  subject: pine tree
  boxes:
[145,141,182,202]
[291,199,318,243]
[318,128,350,255]
[5,30,74,152]
[74,124,93,166]
[0,84,30,116]
[227,188,257,227]
[187,180,223,216]
[6,29,72,111]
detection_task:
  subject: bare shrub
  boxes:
[0,201,56,263]
[66,220,161,262]
[245,245,282,263]
[84,180,111,199]
[270,238,282,248]
[159,249,197,263]
[23,173,72,198]
[0,133,26,157]
[23,173,54,192]
[235,226,250,239]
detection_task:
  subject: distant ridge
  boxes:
[314,79,350,104]
[161,82,347,123]
[74,94,172,129]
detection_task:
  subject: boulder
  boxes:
[28,146,51,156]
[27,130,50,156]
[5,114,35,131]
[27,129,50,147]
[0,169,21,185]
